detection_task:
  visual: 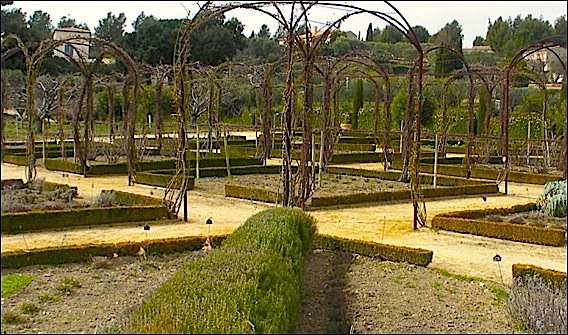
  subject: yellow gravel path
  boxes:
[2,162,566,283]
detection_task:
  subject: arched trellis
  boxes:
[340,52,397,170]
[166,1,428,225]
[503,38,567,192]
[2,34,140,184]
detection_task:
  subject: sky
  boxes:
[5,1,567,47]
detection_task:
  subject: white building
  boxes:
[52,27,91,62]
[524,46,567,83]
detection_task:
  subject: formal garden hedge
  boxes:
[313,234,433,266]
[390,161,562,185]
[125,207,317,333]
[431,203,566,246]
[1,189,172,234]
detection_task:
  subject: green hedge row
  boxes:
[225,183,281,203]
[389,161,562,185]
[42,156,262,176]
[313,234,433,266]
[309,184,498,208]
[126,207,317,333]
[431,204,566,246]
[1,205,171,234]
[512,264,567,289]
[439,203,536,219]
[0,235,227,269]
[135,170,195,189]
[327,167,486,186]
[2,154,28,166]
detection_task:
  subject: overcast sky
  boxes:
[6,1,567,47]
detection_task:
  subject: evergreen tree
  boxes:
[351,78,363,129]
[365,23,373,41]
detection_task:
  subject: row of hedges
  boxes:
[125,207,317,333]
[42,156,262,176]
[135,170,195,189]
[390,161,562,185]
[225,183,281,204]
[0,235,227,269]
[512,264,567,289]
[222,177,497,208]
[313,234,433,266]
[431,203,566,246]
[1,189,172,234]
[309,184,499,208]
[327,167,486,186]
[1,205,172,234]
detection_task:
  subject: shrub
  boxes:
[125,208,317,334]
[536,180,567,217]
[508,273,567,334]
[93,190,117,207]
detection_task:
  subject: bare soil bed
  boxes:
[0,249,519,334]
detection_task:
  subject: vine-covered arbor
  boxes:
[2,1,565,227]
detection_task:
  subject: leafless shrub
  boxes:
[1,182,81,213]
[508,274,567,334]
[93,190,116,207]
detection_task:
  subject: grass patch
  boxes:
[56,277,81,295]
[1,310,27,324]
[434,268,484,283]
[19,302,40,315]
[37,291,60,303]
[1,274,34,298]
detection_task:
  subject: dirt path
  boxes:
[1,162,566,284]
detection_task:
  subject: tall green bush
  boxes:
[351,78,363,129]
[126,208,317,334]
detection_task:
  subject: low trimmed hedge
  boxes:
[1,205,171,234]
[225,183,281,203]
[135,170,195,189]
[512,264,567,289]
[309,184,498,208]
[126,207,317,333]
[431,204,566,246]
[313,234,433,266]
[0,235,227,269]
[390,161,562,185]
[2,154,28,166]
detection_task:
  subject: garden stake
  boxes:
[382,215,386,243]
[144,223,150,240]
[206,217,213,236]
[493,254,503,284]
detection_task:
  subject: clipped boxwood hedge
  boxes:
[1,205,171,234]
[225,183,281,203]
[313,234,433,266]
[389,161,562,185]
[512,264,567,289]
[431,204,566,246]
[0,235,227,269]
[126,207,317,334]
[135,170,195,189]
[2,154,28,166]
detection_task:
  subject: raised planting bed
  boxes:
[1,183,173,234]
[431,203,566,246]
[212,169,499,208]
[390,160,562,185]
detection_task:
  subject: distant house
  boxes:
[52,27,91,62]
[277,26,358,45]
[523,46,567,83]
[463,45,494,53]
